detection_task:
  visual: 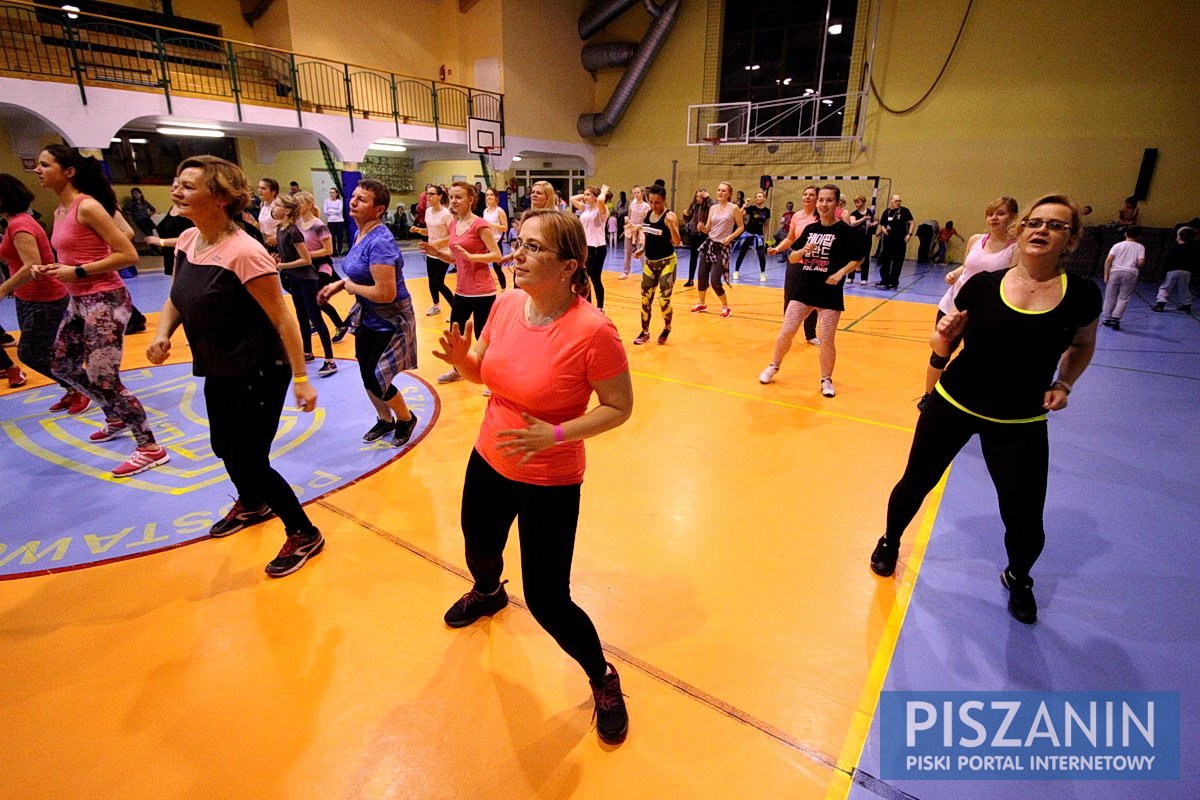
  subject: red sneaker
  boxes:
[112,445,170,477]
[89,420,128,442]
[720,306,732,318]
[48,391,75,412]
[690,303,707,313]
[3,366,26,388]
[67,392,91,415]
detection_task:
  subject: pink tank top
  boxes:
[706,202,735,242]
[449,215,496,297]
[51,194,126,296]
[938,234,1017,314]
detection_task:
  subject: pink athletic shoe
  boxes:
[690,303,707,313]
[112,445,170,477]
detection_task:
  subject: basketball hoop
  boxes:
[702,136,722,155]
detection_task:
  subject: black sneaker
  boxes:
[331,326,350,344]
[657,328,671,345]
[1180,304,1192,314]
[0,332,14,347]
[443,582,509,627]
[392,413,418,447]
[1000,570,1037,624]
[683,280,694,288]
[265,528,325,578]
[363,418,395,442]
[591,663,629,745]
[210,499,275,538]
[1111,319,1121,331]
[870,536,899,577]
[1152,302,1166,312]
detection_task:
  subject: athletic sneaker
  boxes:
[1111,319,1121,331]
[720,306,732,318]
[690,303,706,313]
[618,272,629,280]
[264,528,325,578]
[758,364,779,384]
[4,365,27,388]
[48,391,76,412]
[870,536,898,577]
[591,663,630,745]
[317,360,338,377]
[363,418,395,443]
[732,270,740,281]
[633,331,650,345]
[1180,304,1192,314]
[112,445,170,477]
[331,326,350,344]
[437,368,463,384]
[303,353,315,363]
[683,280,695,288]
[759,272,767,282]
[1152,302,1165,312]
[1000,570,1037,624]
[482,387,492,397]
[807,337,821,346]
[444,583,509,627]
[392,413,418,448]
[89,420,128,442]
[426,305,441,316]
[821,377,836,397]
[657,329,671,345]
[0,332,14,346]
[210,500,275,538]
[67,392,92,415]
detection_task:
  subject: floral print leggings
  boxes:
[52,288,155,447]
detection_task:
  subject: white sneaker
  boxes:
[437,368,463,384]
[759,272,767,282]
[807,337,821,346]
[821,377,836,397]
[758,364,779,384]
[482,387,492,397]
[426,305,441,316]
[733,270,741,281]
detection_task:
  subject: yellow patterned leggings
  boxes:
[640,253,677,333]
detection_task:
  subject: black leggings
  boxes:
[316,267,345,328]
[15,297,71,388]
[284,275,332,359]
[426,256,456,308]
[354,325,398,401]
[885,391,1048,579]
[686,233,705,281]
[735,234,766,272]
[586,245,606,309]
[450,294,495,340]
[205,366,314,534]
[461,449,607,682]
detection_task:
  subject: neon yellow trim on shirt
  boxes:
[934,383,1047,424]
[1000,270,1068,315]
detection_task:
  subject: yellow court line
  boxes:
[629,369,916,433]
[824,469,952,800]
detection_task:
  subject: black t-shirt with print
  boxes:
[939,268,1101,420]
[742,205,770,236]
[783,220,865,311]
[880,206,913,238]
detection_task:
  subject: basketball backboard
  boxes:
[468,117,504,155]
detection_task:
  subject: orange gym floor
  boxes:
[1,269,946,799]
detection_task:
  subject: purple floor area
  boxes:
[850,288,1199,798]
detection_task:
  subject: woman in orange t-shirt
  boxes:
[433,208,634,745]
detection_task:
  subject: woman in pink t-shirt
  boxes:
[30,145,166,478]
[420,181,501,384]
[433,208,634,745]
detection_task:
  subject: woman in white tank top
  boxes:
[482,187,509,291]
[571,183,611,310]
[692,181,744,318]
[921,196,1019,405]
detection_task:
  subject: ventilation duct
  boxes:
[576,0,681,139]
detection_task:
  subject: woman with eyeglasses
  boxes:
[919,197,1019,410]
[433,208,633,745]
[869,195,1101,625]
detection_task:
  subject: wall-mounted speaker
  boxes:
[1134,148,1158,201]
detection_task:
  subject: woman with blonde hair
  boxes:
[870,194,1101,625]
[434,208,633,745]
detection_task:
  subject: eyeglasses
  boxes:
[1021,218,1072,232]
[511,238,557,256]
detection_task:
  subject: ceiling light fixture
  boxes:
[511,155,522,162]
[127,138,148,144]
[110,137,122,143]
[157,127,224,138]
[61,5,79,19]
[828,23,843,35]
[370,143,408,152]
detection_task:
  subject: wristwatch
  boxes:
[74,266,88,279]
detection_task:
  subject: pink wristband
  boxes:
[553,424,565,444]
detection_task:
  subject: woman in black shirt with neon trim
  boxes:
[869,195,1101,625]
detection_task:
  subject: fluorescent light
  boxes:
[783,78,792,86]
[62,5,79,19]
[110,137,122,143]
[162,121,221,130]
[804,88,815,95]
[127,138,148,144]
[157,127,224,137]
[511,156,522,162]
[822,99,833,106]
[828,23,843,35]
[369,143,408,152]
[744,64,760,71]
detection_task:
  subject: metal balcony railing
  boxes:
[0,0,504,139]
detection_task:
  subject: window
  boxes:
[719,0,859,138]
[101,130,239,185]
